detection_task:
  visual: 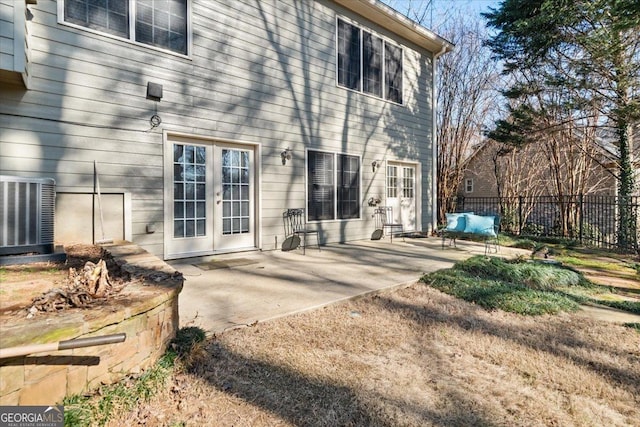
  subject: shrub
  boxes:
[521,222,545,236]
[420,256,590,316]
[422,267,580,315]
[454,256,586,290]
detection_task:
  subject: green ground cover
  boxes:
[421,255,640,316]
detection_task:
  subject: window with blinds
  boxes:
[308,151,335,221]
[337,154,360,219]
[308,150,360,221]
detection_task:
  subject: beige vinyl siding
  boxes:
[0,0,435,257]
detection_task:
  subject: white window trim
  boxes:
[335,15,404,106]
[57,0,193,59]
[465,178,474,193]
[305,148,363,223]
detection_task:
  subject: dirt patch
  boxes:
[105,284,640,427]
[0,244,134,320]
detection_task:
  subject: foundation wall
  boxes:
[0,242,183,405]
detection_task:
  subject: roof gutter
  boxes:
[332,0,454,53]
[431,43,449,233]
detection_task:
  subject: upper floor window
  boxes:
[63,0,188,55]
[337,18,403,104]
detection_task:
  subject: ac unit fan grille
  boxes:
[0,176,56,255]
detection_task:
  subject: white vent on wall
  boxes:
[0,176,56,255]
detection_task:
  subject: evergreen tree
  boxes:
[484,0,640,251]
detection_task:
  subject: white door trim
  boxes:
[385,160,422,232]
[163,131,261,260]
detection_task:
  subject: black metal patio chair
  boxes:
[373,206,405,243]
[283,208,320,254]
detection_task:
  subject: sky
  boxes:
[383,0,501,33]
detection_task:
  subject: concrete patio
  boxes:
[170,237,529,334]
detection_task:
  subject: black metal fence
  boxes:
[440,195,640,253]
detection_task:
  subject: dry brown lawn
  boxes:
[107,283,640,427]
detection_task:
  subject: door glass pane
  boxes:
[221,149,251,235]
[196,146,206,163]
[174,183,184,199]
[173,143,206,238]
[403,167,414,198]
[174,220,184,237]
[174,202,184,219]
[387,166,397,198]
[196,202,206,217]
[196,183,205,199]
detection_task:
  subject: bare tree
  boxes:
[480,140,547,232]
[436,16,502,221]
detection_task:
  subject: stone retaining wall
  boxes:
[0,242,183,405]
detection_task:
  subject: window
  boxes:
[386,165,397,198]
[363,32,383,97]
[385,42,403,104]
[337,18,403,104]
[337,19,360,91]
[173,144,206,238]
[465,178,474,193]
[221,149,251,235]
[63,0,188,55]
[308,150,360,221]
[402,167,414,198]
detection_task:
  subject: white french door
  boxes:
[214,144,255,251]
[164,137,256,259]
[386,162,417,232]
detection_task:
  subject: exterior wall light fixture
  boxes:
[281,148,292,165]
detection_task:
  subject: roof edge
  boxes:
[332,0,454,54]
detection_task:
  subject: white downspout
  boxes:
[431,44,448,234]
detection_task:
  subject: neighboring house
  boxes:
[457,141,501,198]
[0,0,452,259]
[458,136,639,199]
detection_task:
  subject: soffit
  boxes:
[332,0,454,54]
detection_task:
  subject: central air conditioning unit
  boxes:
[0,175,56,256]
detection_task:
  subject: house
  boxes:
[0,0,452,260]
[455,136,639,245]
[458,134,639,199]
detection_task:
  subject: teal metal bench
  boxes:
[438,213,500,255]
